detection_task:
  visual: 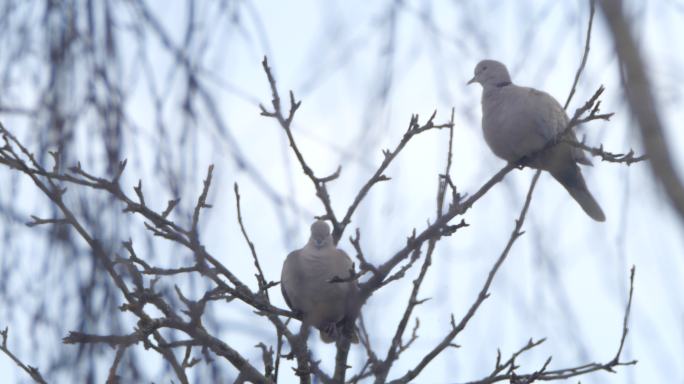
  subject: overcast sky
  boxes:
[2,0,683,382]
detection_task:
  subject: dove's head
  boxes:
[467,60,511,88]
[309,220,333,249]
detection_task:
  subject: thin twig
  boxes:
[387,170,542,384]
[373,108,458,382]
[235,183,271,298]
[459,266,637,384]
[562,140,648,165]
[259,57,340,235]
[336,111,452,242]
[564,0,595,110]
[0,327,48,384]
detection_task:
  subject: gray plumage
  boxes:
[281,220,359,343]
[468,59,606,222]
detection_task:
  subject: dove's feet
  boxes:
[322,322,339,339]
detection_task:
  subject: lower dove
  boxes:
[281,220,359,343]
[468,59,606,222]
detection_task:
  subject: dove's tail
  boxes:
[550,165,606,222]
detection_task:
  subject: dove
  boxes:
[281,220,359,343]
[468,59,606,222]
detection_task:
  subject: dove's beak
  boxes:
[467,77,476,85]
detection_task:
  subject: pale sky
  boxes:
[1,0,683,382]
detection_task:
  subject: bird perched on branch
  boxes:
[468,59,605,221]
[281,220,359,343]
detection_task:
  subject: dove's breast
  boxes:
[481,87,554,162]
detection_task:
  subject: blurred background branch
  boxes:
[599,0,684,220]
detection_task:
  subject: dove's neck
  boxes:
[305,241,334,253]
[481,83,510,101]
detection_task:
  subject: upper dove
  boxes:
[281,220,359,343]
[468,59,605,222]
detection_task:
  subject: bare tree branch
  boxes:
[235,182,273,297]
[387,170,543,384]
[564,0,596,110]
[0,327,48,384]
[459,266,637,384]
